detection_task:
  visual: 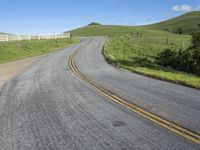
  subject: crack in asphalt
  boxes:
[0,82,6,97]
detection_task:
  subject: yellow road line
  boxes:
[68,41,200,145]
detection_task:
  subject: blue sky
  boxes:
[0,0,200,34]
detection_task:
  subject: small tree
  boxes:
[88,22,101,26]
[155,48,177,67]
[193,48,200,74]
[155,32,200,75]
[173,28,183,34]
[164,28,170,32]
[176,48,195,73]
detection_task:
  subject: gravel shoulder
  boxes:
[0,55,43,86]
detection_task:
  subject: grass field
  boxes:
[147,11,200,34]
[70,11,200,36]
[70,11,200,88]
[70,25,160,36]
[0,38,79,63]
[103,31,200,89]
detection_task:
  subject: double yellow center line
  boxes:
[68,41,200,145]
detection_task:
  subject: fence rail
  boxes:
[0,32,71,42]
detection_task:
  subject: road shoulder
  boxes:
[0,55,43,87]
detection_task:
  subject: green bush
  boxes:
[155,48,177,67]
[173,28,183,34]
[88,22,101,26]
[191,32,200,49]
[176,48,195,73]
[192,49,200,73]
[156,32,200,75]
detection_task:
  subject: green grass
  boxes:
[70,11,200,36]
[70,25,165,36]
[0,38,79,63]
[69,11,200,88]
[0,32,10,35]
[103,32,200,89]
[147,11,200,34]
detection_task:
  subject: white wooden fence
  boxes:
[0,32,71,42]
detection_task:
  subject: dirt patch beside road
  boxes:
[0,55,43,86]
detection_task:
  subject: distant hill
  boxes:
[0,32,10,35]
[69,25,169,36]
[69,11,200,36]
[70,25,139,36]
[147,11,200,34]
[88,22,101,26]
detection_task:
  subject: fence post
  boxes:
[37,33,40,40]
[18,34,21,41]
[54,32,56,39]
[28,34,31,41]
[62,33,64,39]
[5,34,8,41]
[46,33,48,39]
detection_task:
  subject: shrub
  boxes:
[176,48,195,73]
[173,28,183,34]
[156,48,199,74]
[88,22,101,26]
[163,28,170,32]
[191,32,200,49]
[155,48,177,67]
[155,32,200,75]
[193,48,200,74]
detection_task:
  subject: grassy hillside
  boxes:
[70,11,200,36]
[71,23,200,88]
[69,11,200,88]
[104,33,200,89]
[70,25,169,36]
[0,38,79,63]
[147,11,200,34]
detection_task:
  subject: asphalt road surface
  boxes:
[0,37,200,150]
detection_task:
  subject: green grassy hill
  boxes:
[0,32,11,35]
[0,38,79,63]
[68,11,200,88]
[70,25,169,36]
[69,11,200,36]
[146,11,200,34]
[70,25,138,36]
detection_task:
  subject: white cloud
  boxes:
[173,5,193,12]
[196,6,200,10]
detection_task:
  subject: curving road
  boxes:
[0,37,200,149]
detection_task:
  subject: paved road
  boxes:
[0,38,200,150]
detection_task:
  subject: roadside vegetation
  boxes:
[70,11,200,36]
[0,38,79,63]
[147,11,200,34]
[103,31,200,89]
[156,32,200,75]
[70,25,157,37]
[69,11,200,89]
